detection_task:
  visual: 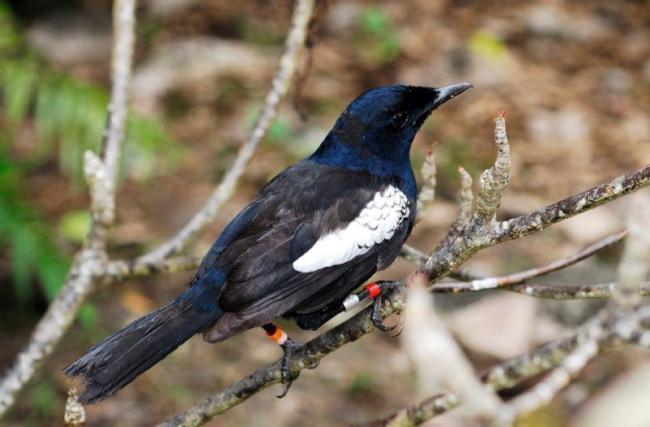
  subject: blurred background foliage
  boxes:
[0,0,648,425]
[0,2,178,328]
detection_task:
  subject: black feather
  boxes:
[65,280,224,403]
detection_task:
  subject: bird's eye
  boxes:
[390,112,409,129]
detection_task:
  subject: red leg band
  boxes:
[365,282,381,299]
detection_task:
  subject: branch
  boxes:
[499,317,606,423]
[433,230,626,293]
[495,166,650,243]
[416,147,437,220]
[350,394,460,427]
[423,163,650,280]
[0,0,136,417]
[361,300,650,427]
[104,255,201,282]
[138,0,315,263]
[506,282,649,299]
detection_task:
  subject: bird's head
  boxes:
[312,83,473,174]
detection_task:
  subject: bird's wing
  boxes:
[193,199,263,281]
[207,161,414,326]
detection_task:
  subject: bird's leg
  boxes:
[262,323,303,398]
[342,281,403,332]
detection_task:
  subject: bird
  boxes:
[65,82,473,404]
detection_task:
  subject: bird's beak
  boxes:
[429,82,473,110]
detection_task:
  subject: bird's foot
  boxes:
[262,323,317,398]
[277,337,300,398]
[368,281,403,334]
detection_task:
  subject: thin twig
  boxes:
[499,318,605,423]
[507,282,649,299]
[104,255,201,282]
[416,147,437,220]
[433,230,627,293]
[495,166,650,244]
[138,0,315,263]
[350,393,460,427]
[0,0,136,417]
[474,112,510,223]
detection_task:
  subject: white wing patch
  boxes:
[292,185,410,273]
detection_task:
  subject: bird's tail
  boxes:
[64,282,223,404]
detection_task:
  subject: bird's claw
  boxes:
[371,294,396,332]
[370,281,403,333]
[277,338,301,398]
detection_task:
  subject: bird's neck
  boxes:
[309,134,417,198]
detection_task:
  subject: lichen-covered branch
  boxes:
[416,147,437,220]
[0,0,136,417]
[474,112,510,222]
[351,394,460,427]
[138,0,316,263]
[496,165,650,243]
[158,291,407,427]
[423,164,650,281]
[499,317,606,423]
[506,282,649,299]
[104,255,202,282]
[433,230,627,293]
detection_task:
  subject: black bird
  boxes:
[65,82,473,403]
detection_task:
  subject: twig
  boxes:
[104,255,201,282]
[138,0,315,263]
[350,393,460,427]
[433,230,627,293]
[495,166,650,243]
[416,147,437,220]
[506,282,649,299]
[474,112,510,223]
[498,317,606,424]
[364,301,650,427]
[0,0,136,417]
[482,332,581,390]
